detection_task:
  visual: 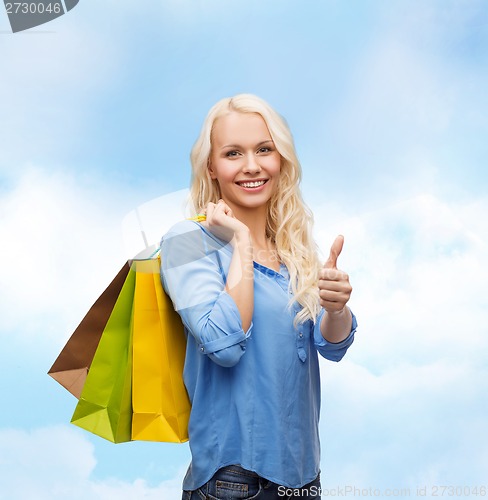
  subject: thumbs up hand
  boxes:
[318,235,353,314]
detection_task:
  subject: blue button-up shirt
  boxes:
[160,220,356,490]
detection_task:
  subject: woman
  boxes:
[160,94,357,499]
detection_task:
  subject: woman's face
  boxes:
[208,112,281,212]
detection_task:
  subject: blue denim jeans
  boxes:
[182,465,321,499]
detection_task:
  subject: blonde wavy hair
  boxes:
[189,94,321,325]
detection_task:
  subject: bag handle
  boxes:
[187,214,206,222]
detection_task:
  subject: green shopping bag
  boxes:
[70,267,136,443]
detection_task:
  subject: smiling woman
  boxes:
[160,94,357,499]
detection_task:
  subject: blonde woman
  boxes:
[160,94,357,499]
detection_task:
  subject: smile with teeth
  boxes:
[236,180,268,188]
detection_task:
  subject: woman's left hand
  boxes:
[318,235,353,313]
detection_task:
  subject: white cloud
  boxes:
[315,190,488,488]
[315,191,488,369]
[0,426,186,500]
[0,167,131,343]
[320,358,488,488]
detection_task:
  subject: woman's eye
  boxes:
[258,147,271,153]
[226,150,240,157]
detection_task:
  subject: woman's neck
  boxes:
[224,201,280,270]
[227,203,269,249]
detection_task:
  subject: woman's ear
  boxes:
[207,159,217,180]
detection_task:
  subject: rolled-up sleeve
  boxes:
[313,308,357,362]
[160,221,252,367]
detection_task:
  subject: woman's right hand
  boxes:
[202,200,250,245]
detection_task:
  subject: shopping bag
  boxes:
[50,214,204,443]
[70,267,136,443]
[48,263,130,398]
[131,257,190,443]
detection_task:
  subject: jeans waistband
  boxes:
[216,464,261,480]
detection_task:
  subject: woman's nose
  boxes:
[243,154,261,173]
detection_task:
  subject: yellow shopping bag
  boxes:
[131,255,191,443]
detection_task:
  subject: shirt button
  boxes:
[299,332,303,338]
[200,346,205,353]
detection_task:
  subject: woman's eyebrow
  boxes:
[220,140,274,150]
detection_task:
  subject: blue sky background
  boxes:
[1,1,487,498]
